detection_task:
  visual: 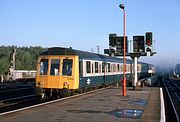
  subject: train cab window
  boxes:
[50,59,60,75]
[95,62,98,73]
[86,61,91,73]
[62,59,73,76]
[40,59,48,75]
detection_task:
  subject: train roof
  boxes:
[39,47,132,63]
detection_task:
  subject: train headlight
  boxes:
[63,82,69,88]
[38,81,44,86]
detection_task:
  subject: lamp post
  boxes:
[119,4,126,96]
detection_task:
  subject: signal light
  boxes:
[133,36,145,52]
[116,36,128,54]
[146,40,151,46]
[109,34,117,47]
[145,32,152,46]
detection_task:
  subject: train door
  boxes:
[60,56,79,90]
[48,58,61,88]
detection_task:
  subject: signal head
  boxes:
[145,32,152,46]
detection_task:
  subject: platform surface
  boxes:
[0,87,161,122]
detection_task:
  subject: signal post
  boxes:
[104,3,156,94]
[104,32,156,91]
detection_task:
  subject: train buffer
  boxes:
[1,87,163,122]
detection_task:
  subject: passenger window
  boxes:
[62,59,73,76]
[117,64,120,72]
[40,59,48,75]
[108,63,110,72]
[50,59,60,75]
[120,64,123,72]
[92,63,94,73]
[102,63,105,73]
[113,64,116,72]
[86,61,91,73]
[126,65,129,72]
[99,64,102,73]
[111,64,113,72]
[95,62,98,73]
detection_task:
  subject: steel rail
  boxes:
[0,94,36,103]
[162,77,180,122]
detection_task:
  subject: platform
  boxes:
[0,87,161,122]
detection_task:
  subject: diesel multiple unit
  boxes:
[36,47,155,100]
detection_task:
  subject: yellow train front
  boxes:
[36,48,80,99]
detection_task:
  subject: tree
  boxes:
[0,46,46,74]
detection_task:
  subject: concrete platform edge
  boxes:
[160,88,165,122]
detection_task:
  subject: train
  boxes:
[35,47,155,100]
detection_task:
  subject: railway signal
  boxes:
[133,36,145,52]
[109,34,117,47]
[145,32,152,46]
[116,36,128,55]
[145,32,153,52]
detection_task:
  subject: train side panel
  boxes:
[78,59,132,89]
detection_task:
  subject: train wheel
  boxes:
[61,88,69,98]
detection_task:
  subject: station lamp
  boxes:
[119,3,126,96]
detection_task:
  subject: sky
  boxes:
[0,0,180,69]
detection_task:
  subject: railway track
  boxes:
[162,77,180,122]
[0,82,35,90]
[0,82,39,114]
[0,86,110,116]
[0,94,41,113]
[0,86,35,100]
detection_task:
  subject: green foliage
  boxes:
[0,46,46,74]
